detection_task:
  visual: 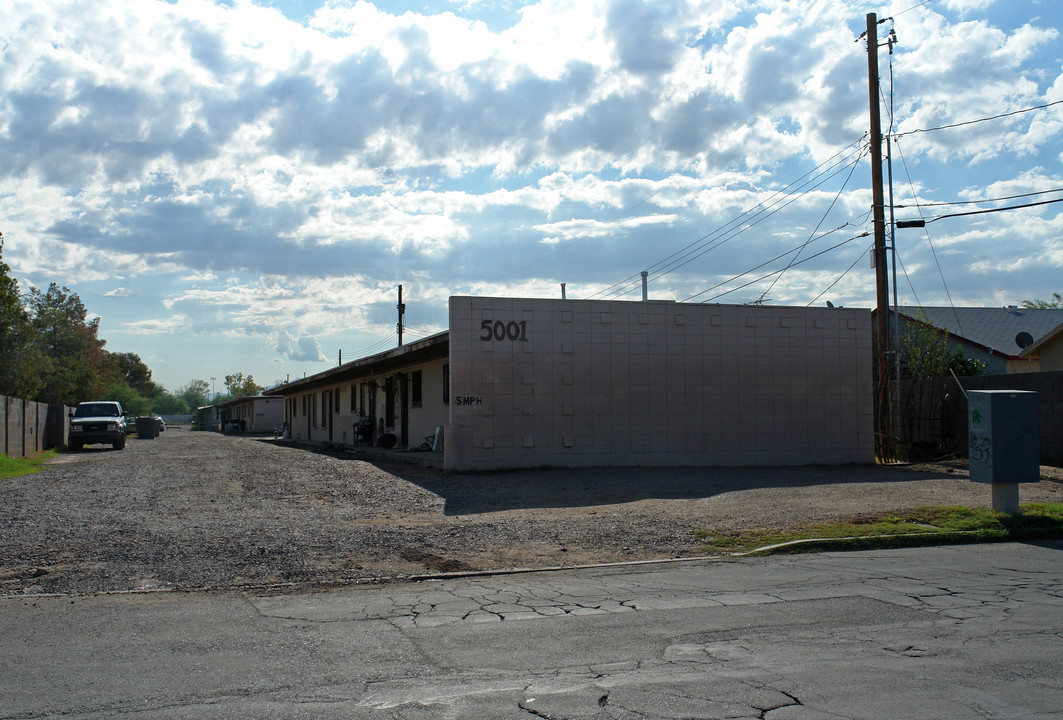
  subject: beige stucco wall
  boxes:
[1035,336,1063,372]
[225,397,284,433]
[445,297,873,471]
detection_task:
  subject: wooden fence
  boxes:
[896,371,1063,464]
[1,395,69,459]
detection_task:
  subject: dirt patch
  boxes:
[1,431,1060,596]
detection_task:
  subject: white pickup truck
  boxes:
[68,401,127,451]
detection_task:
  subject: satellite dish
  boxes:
[1015,331,1034,350]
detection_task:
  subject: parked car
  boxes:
[69,401,126,450]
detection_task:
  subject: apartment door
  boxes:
[397,372,408,448]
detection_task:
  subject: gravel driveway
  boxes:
[2,429,1061,596]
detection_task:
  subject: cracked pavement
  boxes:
[3,541,1062,719]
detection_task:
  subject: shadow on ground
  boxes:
[352,457,972,516]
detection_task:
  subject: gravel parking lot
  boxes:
[2,429,1061,596]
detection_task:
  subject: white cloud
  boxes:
[270,328,328,362]
[1,0,1061,390]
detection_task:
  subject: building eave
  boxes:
[268,331,450,396]
[1021,322,1063,358]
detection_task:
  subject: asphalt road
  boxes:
[3,540,1062,719]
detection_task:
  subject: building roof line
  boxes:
[269,331,450,395]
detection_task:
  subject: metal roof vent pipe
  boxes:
[641,271,648,301]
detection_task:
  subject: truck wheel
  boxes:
[70,441,83,452]
[113,437,126,450]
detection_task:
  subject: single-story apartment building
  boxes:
[269,296,874,471]
[213,395,285,433]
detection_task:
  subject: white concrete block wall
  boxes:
[446,296,873,471]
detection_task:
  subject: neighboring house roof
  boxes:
[1021,321,1063,358]
[895,306,1063,358]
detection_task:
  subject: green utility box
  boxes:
[968,390,1039,512]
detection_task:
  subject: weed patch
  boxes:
[693,503,1063,556]
[0,451,57,479]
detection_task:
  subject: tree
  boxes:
[900,313,987,379]
[111,351,158,397]
[105,379,153,417]
[177,379,210,409]
[224,372,263,397]
[151,393,190,415]
[27,283,110,404]
[0,234,44,399]
[1020,293,1063,309]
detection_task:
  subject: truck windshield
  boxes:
[74,404,120,417]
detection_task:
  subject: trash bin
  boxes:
[136,416,159,439]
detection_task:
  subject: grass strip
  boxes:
[693,503,1063,556]
[0,451,58,479]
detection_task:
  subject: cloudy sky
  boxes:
[2,0,1061,393]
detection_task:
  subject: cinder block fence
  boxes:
[1,395,68,459]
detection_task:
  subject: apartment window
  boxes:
[310,393,317,427]
[350,385,357,413]
[442,364,450,405]
[335,388,341,415]
[321,391,328,425]
[411,370,422,408]
[302,394,306,416]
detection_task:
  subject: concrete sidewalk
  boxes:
[3,541,1062,719]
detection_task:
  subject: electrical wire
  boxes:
[894,100,1063,137]
[681,228,870,303]
[893,0,936,17]
[893,248,923,308]
[585,138,868,300]
[757,148,864,302]
[352,333,398,358]
[924,197,1063,223]
[590,138,869,301]
[805,240,876,307]
[895,188,1063,208]
[495,81,820,292]
[892,136,964,335]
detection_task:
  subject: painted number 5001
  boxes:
[480,320,529,342]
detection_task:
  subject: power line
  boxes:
[590,137,869,301]
[757,149,864,302]
[681,228,870,304]
[655,148,867,296]
[806,240,876,307]
[895,187,1063,208]
[926,197,1063,223]
[892,137,963,335]
[894,100,1063,137]
[893,0,936,17]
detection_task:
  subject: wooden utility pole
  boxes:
[866,12,891,457]
[397,285,406,347]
